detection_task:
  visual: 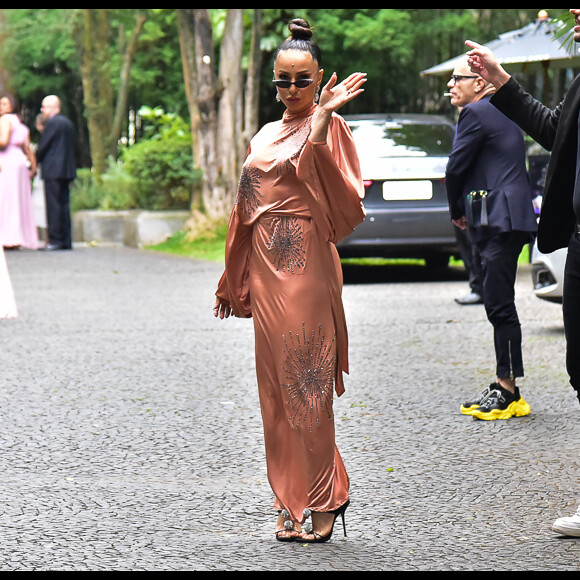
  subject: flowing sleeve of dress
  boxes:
[296,113,366,397]
[296,113,366,244]
[216,147,254,320]
[215,212,253,319]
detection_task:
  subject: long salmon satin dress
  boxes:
[217,106,366,525]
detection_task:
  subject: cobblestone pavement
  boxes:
[1,245,579,571]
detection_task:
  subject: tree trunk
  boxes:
[76,9,114,180]
[192,9,224,220]
[217,9,244,215]
[75,9,146,179]
[243,9,263,158]
[0,11,11,95]
[178,8,259,223]
[177,9,201,169]
[111,12,147,159]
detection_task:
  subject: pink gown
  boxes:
[0,247,17,319]
[217,106,366,525]
[0,114,39,250]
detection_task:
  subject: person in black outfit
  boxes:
[448,62,485,307]
[36,95,77,251]
[454,225,484,306]
[445,58,537,422]
[466,7,580,538]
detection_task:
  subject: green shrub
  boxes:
[122,133,201,210]
[71,162,139,212]
[71,107,202,212]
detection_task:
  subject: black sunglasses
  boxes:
[272,79,315,89]
[449,75,479,84]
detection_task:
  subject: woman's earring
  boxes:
[314,90,320,104]
[276,93,281,103]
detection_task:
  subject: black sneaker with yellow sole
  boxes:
[471,384,531,421]
[460,384,493,416]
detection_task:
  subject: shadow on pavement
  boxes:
[342,263,469,285]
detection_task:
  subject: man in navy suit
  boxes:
[466,7,580,539]
[37,95,77,251]
[445,57,537,422]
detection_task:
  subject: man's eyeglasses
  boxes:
[449,75,479,85]
[273,79,314,89]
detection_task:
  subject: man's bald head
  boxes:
[41,95,61,118]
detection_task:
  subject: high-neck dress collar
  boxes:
[283,105,318,124]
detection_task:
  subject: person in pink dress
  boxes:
[0,246,17,319]
[0,94,39,250]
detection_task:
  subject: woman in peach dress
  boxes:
[214,19,366,543]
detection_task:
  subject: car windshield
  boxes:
[349,120,455,159]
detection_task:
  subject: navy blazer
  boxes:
[492,76,580,254]
[446,95,537,242]
[36,114,77,182]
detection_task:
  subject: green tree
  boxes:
[0,9,570,221]
[74,9,148,179]
[177,9,262,220]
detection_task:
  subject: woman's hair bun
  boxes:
[288,18,313,41]
[275,17,322,66]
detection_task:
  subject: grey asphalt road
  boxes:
[1,245,578,571]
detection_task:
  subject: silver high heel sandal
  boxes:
[276,510,299,543]
[300,501,350,544]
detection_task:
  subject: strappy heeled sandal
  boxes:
[300,501,350,544]
[276,509,299,543]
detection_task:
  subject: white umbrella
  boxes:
[422,13,580,77]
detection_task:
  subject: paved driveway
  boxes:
[1,246,578,571]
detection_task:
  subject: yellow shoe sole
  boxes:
[471,406,515,421]
[514,398,531,417]
[471,399,531,421]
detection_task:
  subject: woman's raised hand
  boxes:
[318,72,367,114]
[310,71,366,144]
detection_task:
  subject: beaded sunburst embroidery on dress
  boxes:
[281,323,336,432]
[267,217,307,274]
[236,165,263,217]
[271,117,312,176]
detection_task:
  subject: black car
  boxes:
[339,114,459,268]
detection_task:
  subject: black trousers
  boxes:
[564,232,580,402]
[475,231,531,380]
[45,178,72,249]
[455,226,483,296]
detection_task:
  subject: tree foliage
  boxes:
[1,9,561,126]
[0,9,569,218]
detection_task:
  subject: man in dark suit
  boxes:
[445,57,538,422]
[37,95,77,251]
[448,67,484,308]
[466,8,580,538]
